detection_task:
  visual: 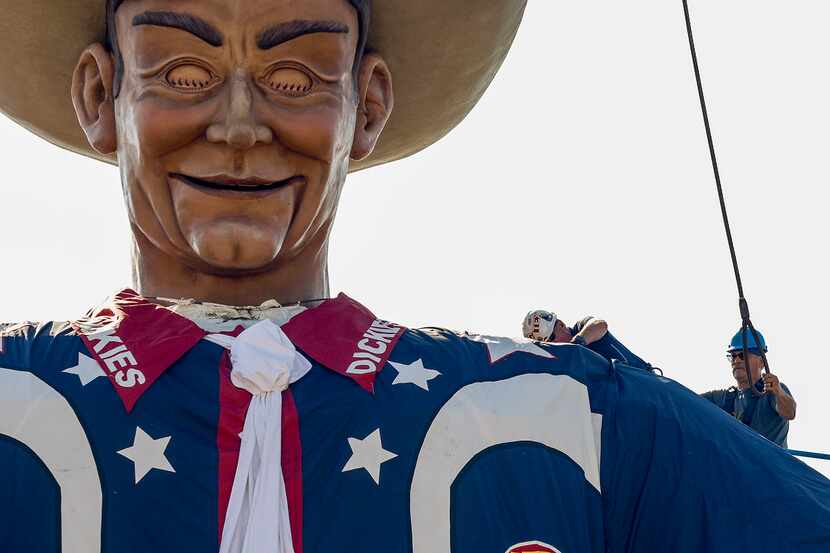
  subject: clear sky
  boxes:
[1,1,828,476]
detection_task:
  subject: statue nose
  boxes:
[207,70,273,149]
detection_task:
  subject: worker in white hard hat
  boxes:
[522,310,656,372]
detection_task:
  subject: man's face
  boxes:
[550,320,573,343]
[112,0,360,272]
[729,350,763,389]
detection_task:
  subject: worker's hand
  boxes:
[763,373,783,396]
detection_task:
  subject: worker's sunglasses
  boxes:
[726,350,760,361]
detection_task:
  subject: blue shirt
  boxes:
[702,381,793,447]
[0,290,827,552]
[570,316,654,371]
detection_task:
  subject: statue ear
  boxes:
[351,52,394,161]
[71,43,117,155]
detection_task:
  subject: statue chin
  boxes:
[186,221,286,272]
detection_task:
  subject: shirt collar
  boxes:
[73,289,405,412]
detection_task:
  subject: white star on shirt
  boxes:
[118,427,176,484]
[468,334,555,364]
[63,353,107,386]
[342,429,397,485]
[389,359,441,391]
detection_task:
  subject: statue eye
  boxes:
[262,67,313,97]
[164,64,217,91]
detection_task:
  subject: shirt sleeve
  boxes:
[700,389,721,405]
[602,366,830,552]
[571,316,594,335]
[700,389,731,412]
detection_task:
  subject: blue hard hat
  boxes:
[727,328,768,353]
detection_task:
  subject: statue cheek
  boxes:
[124,98,217,157]
[259,102,349,163]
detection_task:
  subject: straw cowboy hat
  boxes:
[0,0,527,171]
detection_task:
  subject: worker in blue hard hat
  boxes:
[701,328,796,447]
[522,310,657,372]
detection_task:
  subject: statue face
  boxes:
[91,0,380,273]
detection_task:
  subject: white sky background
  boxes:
[1,1,828,476]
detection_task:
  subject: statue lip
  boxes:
[170,173,299,192]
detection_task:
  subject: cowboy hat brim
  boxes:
[0,0,526,172]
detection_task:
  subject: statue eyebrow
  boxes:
[132,11,224,47]
[257,20,349,50]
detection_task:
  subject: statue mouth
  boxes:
[171,173,300,192]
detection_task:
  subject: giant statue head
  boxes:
[76,0,388,281]
[0,0,526,304]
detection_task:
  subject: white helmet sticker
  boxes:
[522,310,558,341]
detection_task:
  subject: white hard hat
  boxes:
[522,310,558,341]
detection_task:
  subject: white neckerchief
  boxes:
[206,320,311,553]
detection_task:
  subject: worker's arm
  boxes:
[572,317,608,345]
[763,373,796,421]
